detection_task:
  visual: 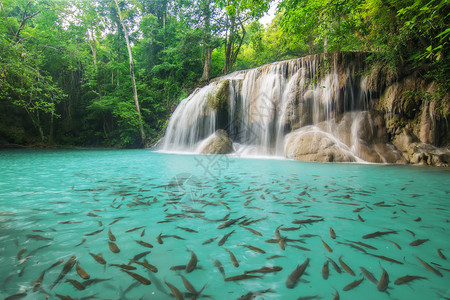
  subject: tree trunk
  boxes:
[223,15,235,75]
[87,29,102,100]
[114,0,146,146]
[201,46,211,81]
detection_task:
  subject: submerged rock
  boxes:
[198,130,234,154]
[284,129,357,163]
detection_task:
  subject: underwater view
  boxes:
[0,149,449,300]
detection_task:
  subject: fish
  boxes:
[82,278,111,286]
[330,227,336,239]
[416,256,443,277]
[239,244,266,254]
[286,258,309,288]
[289,245,311,251]
[343,277,364,291]
[126,226,145,233]
[346,240,377,250]
[170,265,188,271]
[386,240,401,250]
[75,238,86,247]
[405,229,416,237]
[133,259,158,273]
[66,278,86,290]
[238,288,273,300]
[165,281,184,300]
[377,265,389,292]
[336,241,367,253]
[353,207,364,212]
[362,230,397,239]
[279,226,301,231]
[438,248,446,260]
[50,256,76,290]
[339,256,355,276]
[135,240,153,248]
[394,275,428,285]
[140,229,145,237]
[266,255,285,260]
[4,293,27,300]
[157,233,164,244]
[218,230,235,246]
[76,262,90,279]
[225,248,239,267]
[111,264,137,270]
[242,226,262,236]
[327,257,342,273]
[360,267,378,284]
[322,260,329,280]
[178,274,196,295]
[414,217,421,222]
[89,253,106,265]
[108,228,116,241]
[332,288,339,300]
[132,251,151,261]
[217,216,244,229]
[87,212,100,217]
[368,253,404,265]
[186,250,197,273]
[225,274,262,281]
[32,270,46,292]
[176,226,198,233]
[26,234,54,241]
[321,238,333,252]
[409,239,429,246]
[358,214,365,222]
[85,228,104,236]
[17,249,27,260]
[292,218,324,224]
[202,236,218,245]
[213,259,226,277]
[121,269,151,285]
[244,266,282,274]
[108,241,120,253]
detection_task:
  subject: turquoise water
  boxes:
[0,149,449,300]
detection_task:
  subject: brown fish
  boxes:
[225,274,262,281]
[242,226,262,236]
[409,239,429,246]
[135,240,153,248]
[32,270,46,292]
[89,253,106,265]
[343,277,364,291]
[157,233,164,244]
[50,256,76,290]
[108,241,120,253]
[75,238,86,247]
[386,240,401,250]
[132,259,158,273]
[362,230,397,239]
[165,281,184,300]
[244,266,282,274]
[85,228,104,236]
[213,259,226,278]
[286,258,309,289]
[126,226,145,233]
[358,214,365,222]
[202,236,218,245]
[322,260,329,280]
[186,250,197,273]
[339,256,355,276]
[176,226,198,233]
[140,229,145,237]
[327,257,342,274]
[17,249,27,261]
[108,228,116,241]
[110,264,136,270]
[416,256,443,277]
[438,248,446,260]
[26,234,54,241]
[225,248,239,267]
[330,227,336,239]
[132,251,151,261]
[321,238,333,252]
[360,267,377,284]
[217,216,244,229]
[75,262,90,280]
[65,279,85,290]
[218,230,235,246]
[121,269,151,285]
[394,275,427,285]
[239,244,266,254]
[347,240,377,250]
[377,265,389,292]
[368,253,404,265]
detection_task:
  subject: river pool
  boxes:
[0,149,449,300]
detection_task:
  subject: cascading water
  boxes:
[161,53,404,163]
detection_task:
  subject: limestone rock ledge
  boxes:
[198,130,234,154]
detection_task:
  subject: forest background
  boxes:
[0,0,448,148]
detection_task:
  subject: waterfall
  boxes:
[161,52,403,163]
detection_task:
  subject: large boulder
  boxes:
[284,128,357,162]
[198,130,234,154]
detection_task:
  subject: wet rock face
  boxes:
[198,130,234,154]
[285,130,357,163]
